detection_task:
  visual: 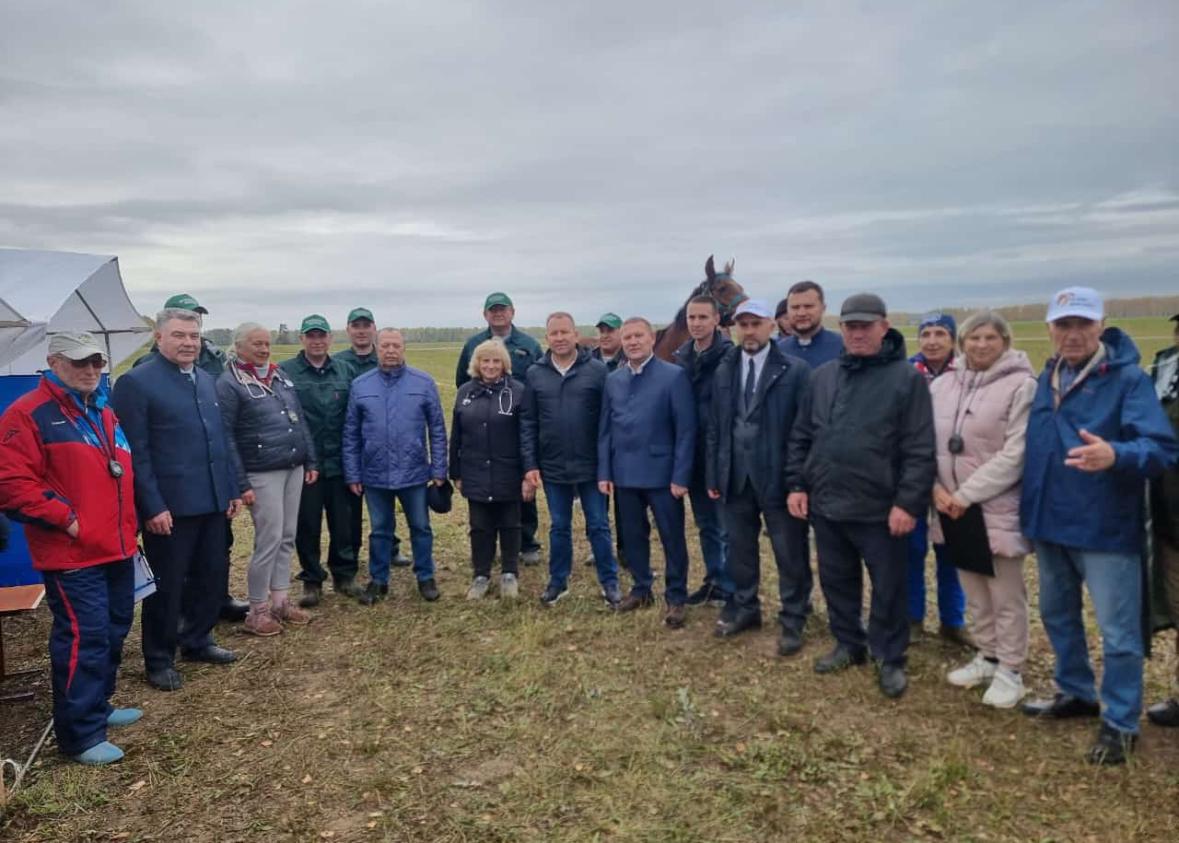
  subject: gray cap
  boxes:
[47,331,107,361]
[839,293,887,323]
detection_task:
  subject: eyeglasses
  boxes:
[67,355,107,370]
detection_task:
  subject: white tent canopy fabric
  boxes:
[0,248,151,374]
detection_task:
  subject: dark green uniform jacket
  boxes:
[278,352,358,478]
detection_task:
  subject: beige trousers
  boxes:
[959,555,1028,672]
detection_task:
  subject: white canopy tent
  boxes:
[0,248,151,374]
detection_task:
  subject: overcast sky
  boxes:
[2,1,1177,329]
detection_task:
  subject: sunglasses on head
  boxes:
[68,355,107,370]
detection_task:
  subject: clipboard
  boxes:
[936,504,994,577]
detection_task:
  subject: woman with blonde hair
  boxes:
[929,310,1036,708]
[449,339,531,599]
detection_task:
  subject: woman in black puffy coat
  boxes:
[450,339,531,600]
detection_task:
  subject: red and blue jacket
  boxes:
[0,374,137,571]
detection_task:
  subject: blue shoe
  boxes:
[107,707,143,727]
[72,741,124,766]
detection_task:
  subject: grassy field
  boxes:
[3,331,1178,842]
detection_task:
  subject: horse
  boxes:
[652,255,747,361]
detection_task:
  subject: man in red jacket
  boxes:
[0,332,141,766]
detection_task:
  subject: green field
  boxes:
[5,327,1178,842]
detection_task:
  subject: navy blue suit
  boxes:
[111,355,241,672]
[598,357,696,604]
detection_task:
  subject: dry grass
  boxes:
[3,342,1178,843]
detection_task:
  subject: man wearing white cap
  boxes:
[706,300,812,655]
[1020,287,1178,765]
[0,332,140,765]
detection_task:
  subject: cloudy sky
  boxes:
[2,1,1177,329]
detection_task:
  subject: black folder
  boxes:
[937,504,994,577]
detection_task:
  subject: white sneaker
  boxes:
[467,576,490,600]
[982,667,1026,709]
[946,653,997,688]
[500,573,519,599]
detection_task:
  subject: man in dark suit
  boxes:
[598,317,696,628]
[706,300,812,654]
[112,308,244,691]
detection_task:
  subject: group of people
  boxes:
[1,282,1178,770]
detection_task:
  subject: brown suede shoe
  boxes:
[664,604,687,629]
[274,602,313,626]
[615,593,655,613]
[242,607,282,637]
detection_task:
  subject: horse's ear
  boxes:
[724,258,735,276]
[704,254,716,280]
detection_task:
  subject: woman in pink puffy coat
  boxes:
[929,311,1037,709]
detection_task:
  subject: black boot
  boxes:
[357,581,388,606]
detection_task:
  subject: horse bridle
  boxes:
[691,277,748,324]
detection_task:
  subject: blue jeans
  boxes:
[1035,541,1144,735]
[544,481,619,590]
[365,485,435,584]
[906,514,965,627]
[688,476,732,595]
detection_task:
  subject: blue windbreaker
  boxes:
[1020,328,1179,553]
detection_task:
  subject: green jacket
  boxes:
[455,325,542,387]
[335,347,378,375]
[133,338,227,377]
[278,351,357,478]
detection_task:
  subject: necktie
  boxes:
[744,358,756,409]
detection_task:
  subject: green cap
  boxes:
[164,293,208,314]
[483,292,513,310]
[300,314,331,334]
[595,312,622,330]
[347,307,374,324]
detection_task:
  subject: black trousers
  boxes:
[349,484,400,560]
[521,499,540,553]
[812,515,909,666]
[469,500,521,577]
[141,513,228,672]
[723,483,812,632]
[295,474,359,585]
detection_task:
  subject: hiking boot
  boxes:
[1086,722,1137,766]
[947,653,997,688]
[939,624,973,648]
[814,643,867,674]
[274,602,313,626]
[242,607,282,637]
[467,576,491,600]
[982,667,1026,709]
[500,573,519,599]
[540,583,568,606]
[299,583,322,608]
[664,604,687,629]
[418,578,440,602]
[615,592,654,613]
[333,577,363,598]
[357,581,388,606]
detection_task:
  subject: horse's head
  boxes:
[694,255,748,327]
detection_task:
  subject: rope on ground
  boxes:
[0,717,53,814]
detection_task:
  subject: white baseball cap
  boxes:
[733,299,773,319]
[1046,287,1103,323]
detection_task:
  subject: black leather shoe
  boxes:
[357,582,388,606]
[1020,692,1101,720]
[814,644,867,674]
[777,627,804,657]
[879,663,908,699]
[146,667,183,691]
[1147,697,1179,728]
[1086,722,1137,766]
[299,583,322,608]
[182,645,237,665]
[392,551,412,568]
[219,597,249,623]
[418,578,440,602]
[714,612,762,638]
